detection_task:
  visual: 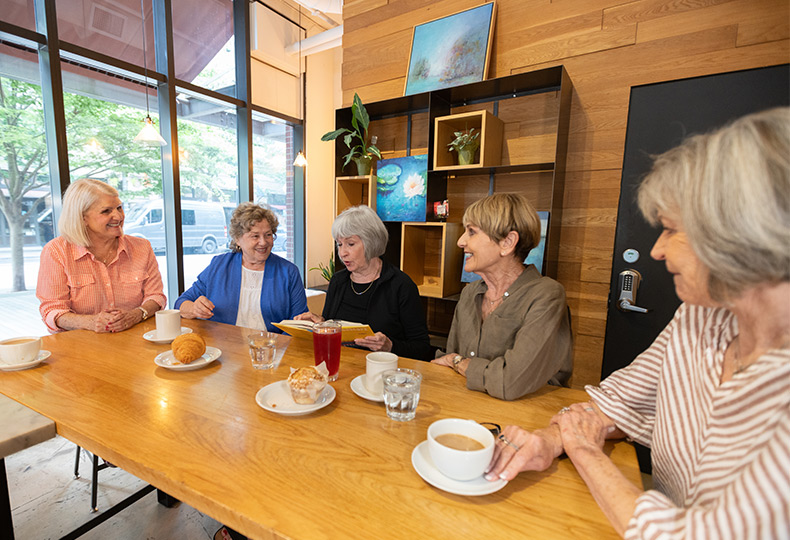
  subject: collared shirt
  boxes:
[37,235,166,333]
[446,265,573,400]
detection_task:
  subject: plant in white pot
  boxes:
[321,93,382,176]
[447,127,480,166]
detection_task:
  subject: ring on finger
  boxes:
[583,407,594,412]
[559,407,570,414]
[497,434,521,451]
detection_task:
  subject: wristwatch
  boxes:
[137,306,149,320]
[452,354,463,372]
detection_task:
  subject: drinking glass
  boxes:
[382,368,422,421]
[313,321,342,381]
[248,331,279,369]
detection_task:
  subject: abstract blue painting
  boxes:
[404,2,496,96]
[461,211,549,282]
[375,155,428,222]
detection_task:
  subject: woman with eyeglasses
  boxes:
[176,202,307,332]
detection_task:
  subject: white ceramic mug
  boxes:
[365,351,398,394]
[155,309,181,340]
[427,418,495,481]
[0,336,42,365]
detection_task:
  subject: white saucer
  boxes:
[411,441,507,496]
[154,346,220,371]
[350,374,384,402]
[0,350,51,372]
[255,381,336,416]
[143,327,192,344]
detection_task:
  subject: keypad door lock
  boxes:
[617,269,648,313]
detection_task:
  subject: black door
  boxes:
[601,65,789,472]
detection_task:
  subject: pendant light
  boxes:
[134,0,166,147]
[293,6,307,167]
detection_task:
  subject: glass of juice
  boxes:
[313,321,342,381]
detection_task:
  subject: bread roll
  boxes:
[287,366,328,404]
[171,333,206,364]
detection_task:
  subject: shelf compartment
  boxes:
[433,110,504,170]
[400,222,464,298]
[335,175,376,216]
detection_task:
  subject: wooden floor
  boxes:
[6,435,222,539]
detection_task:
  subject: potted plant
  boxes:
[309,252,335,283]
[447,127,480,166]
[321,93,382,176]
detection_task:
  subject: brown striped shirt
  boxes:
[587,303,790,540]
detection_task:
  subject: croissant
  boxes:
[171,333,206,364]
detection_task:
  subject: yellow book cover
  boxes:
[273,320,375,342]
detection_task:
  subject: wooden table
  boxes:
[0,319,640,539]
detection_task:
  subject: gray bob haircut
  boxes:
[58,179,120,248]
[332,205,389,261]
[638,107,790,302]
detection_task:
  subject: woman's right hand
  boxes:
[294,311,324,323]
[484,425,563,482]
[179,296,215,319]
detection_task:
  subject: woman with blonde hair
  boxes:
[487,108,790,538]
[37,178,166,333]
[432,192,572,400]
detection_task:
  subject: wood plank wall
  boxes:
[341,0,789,388]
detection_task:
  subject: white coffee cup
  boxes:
[427,418,495,481]
[155,309,181,340]
[0,336,42,366]
[365,351,398,394]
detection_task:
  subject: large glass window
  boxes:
[0,43,52,338]
[3,0,36,31]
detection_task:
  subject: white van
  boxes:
[125,200,228,254]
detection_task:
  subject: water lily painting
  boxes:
[375,155,428,222]
[404,2,496,96]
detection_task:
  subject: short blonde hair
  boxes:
[331,205,388,261]
[638,107,790,301]
[228,202,279,252]
[463,193,541,261]
[58,179,120,247]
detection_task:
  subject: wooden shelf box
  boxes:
[433,110,504,170]
[400,222,464,298]
[335,175,376,216]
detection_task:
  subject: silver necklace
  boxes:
[486,291,509,306]
[350,280,374,296]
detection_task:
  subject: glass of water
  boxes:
[382,368,422,421]
[248,331,279,369]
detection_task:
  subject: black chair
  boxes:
[73,446,115,512]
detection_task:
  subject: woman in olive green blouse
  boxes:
[432,193,572,400]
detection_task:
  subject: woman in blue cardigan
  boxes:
[175,202,307,332]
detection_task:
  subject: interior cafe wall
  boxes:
[336,0,789,388]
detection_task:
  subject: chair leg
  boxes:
[90,453,99,513]
[74,446,81,479]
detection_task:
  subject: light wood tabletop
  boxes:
[0,319,640,539]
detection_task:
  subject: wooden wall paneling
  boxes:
[446,175,490,221]
[735,0,790,46]
[370,116,409,159]
[342,30,413,91]
[493,171,553,209]
[411,112,430,153]
[343,0,388,20]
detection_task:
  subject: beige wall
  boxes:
[339,0,789,388]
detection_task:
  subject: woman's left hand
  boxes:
[432,352,457,368]
[354,332,392,352]
[104,308,143,333]
[552,403,608,458]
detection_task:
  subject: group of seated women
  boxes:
[37,107,789,538]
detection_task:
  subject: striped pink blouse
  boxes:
[37,235,167,333]
[587,303,789,540]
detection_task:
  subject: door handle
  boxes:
[617,269,648,313]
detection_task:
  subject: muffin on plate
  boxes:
[171,333,206,364]
[287,364,329,404]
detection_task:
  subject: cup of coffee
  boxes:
[365,352,398,395]
[427,418,495,481]
[0,336,42,366]
[155,309,181,340]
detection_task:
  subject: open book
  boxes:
[273,320,375,342]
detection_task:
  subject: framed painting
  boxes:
[404,2,497,96]
[375,154,428,222]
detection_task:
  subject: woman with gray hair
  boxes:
[37,178,166,333]
[296,205,432,360]
[176,202,307,332]
[486,108,789,538]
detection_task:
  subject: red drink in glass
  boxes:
[313,321,342,381]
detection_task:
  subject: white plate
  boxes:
[411,441,507,496]
[255,381,336,416]
[0,350,51,372]
[350,374,384,402]
[154,346,221,371]
[143,327,192,344]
